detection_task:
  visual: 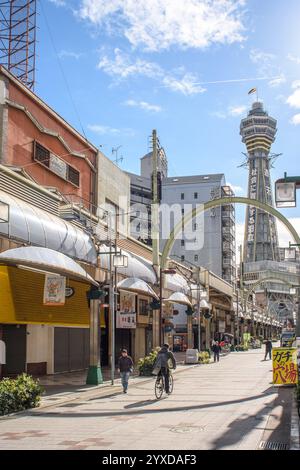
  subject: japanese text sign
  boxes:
[272,347,298,385]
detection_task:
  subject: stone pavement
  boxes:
[0,348,293,450]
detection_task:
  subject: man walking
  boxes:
[264,339,272,360]
[153,344,176,395]
[212,341,221,362]
[118,349,133,393]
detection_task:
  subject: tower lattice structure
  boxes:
[240,101,280,263]
[0,0,37,90]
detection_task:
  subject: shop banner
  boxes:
[116,291,136,329]
[43,274,66,306]
[272,347,298,385]
[116,312,136,329]
[243,332,251,346]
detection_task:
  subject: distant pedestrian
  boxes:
[212,341,221,362]
[264,339,272,360]
[117,349,134,393]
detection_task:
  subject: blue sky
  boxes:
[37,0,300,243]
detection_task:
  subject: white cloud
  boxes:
[98,48,161,79]
[227,182,244,194]
[98,48,206,95]
[290,114,300,125]
[124,99,162,112]
[87,124,135,136]
[228,105,247,116]
[268,75,286,88]
[58,50,83,60]
[49,0,66,6]
[286,88,300,109]
[288,53,300,65]
[292,80,300,89]
[78,0,246,52]
[250,49,275,64]
[250,49,285,88]
[162,73,206,96]
[213,104,247,119]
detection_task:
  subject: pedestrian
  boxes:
[117,349,134,393]
[212,341,221,362]
[264,339,272,360]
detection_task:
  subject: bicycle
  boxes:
[154,369,174,399]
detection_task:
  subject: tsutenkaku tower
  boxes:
[0,0,37,90]
[240,101,280,263]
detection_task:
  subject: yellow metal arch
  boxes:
[161,196,300,269]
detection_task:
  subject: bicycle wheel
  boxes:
[155,376,164,399]
[169,373,174,394]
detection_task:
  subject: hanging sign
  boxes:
[43,274,66,306]
[116,292,136,329]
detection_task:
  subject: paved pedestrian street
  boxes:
[0,349,292,450]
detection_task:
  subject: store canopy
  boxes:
[165,273,190,295]
[0,190,97,264]
[98,245,156,284]
[117,277,159,299]
[0,246,98,286]
[165,292,192,307]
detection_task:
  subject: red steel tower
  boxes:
[0,0,37,90]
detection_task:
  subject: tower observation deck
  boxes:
[240,101,280,263]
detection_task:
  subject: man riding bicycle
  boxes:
[153,343,176,394]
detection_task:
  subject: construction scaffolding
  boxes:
[0,0,37,89]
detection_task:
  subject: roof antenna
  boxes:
[112,145,124,166]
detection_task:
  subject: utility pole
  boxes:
[151,129,161,347]
[108,212,115,385]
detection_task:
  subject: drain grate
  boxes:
[259,441,289,450]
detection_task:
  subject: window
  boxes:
[139,299,149,316]
[67,165,80,187]
[181,208,185,215]
[194,255,199,262]
[181,193,184,200]
[136,223,140,232]
[194,223,197,230]
[34,142,50,167]
[181,255,185,262]
[181,240,185,246]
[194,192,198,199]
[33,141,80,187]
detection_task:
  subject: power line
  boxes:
[38,0,87,140]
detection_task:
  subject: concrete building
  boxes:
[160,174,236,284]
[127,148,168,246]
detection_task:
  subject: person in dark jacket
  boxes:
[153,343,176,394]
[212,341,221,362]
[264,339,272,360]
[117,349,134,393]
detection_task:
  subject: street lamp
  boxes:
[111,252,128,385]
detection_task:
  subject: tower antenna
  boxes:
[0,1,37,90]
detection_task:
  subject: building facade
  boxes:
[160,174,236,284]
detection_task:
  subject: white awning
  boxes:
[165,292,192,307]
[98,245,156,284]
[117,277,159,299]
[165,273,190,295]
[0,246,98,286]
[0,190,97,264]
